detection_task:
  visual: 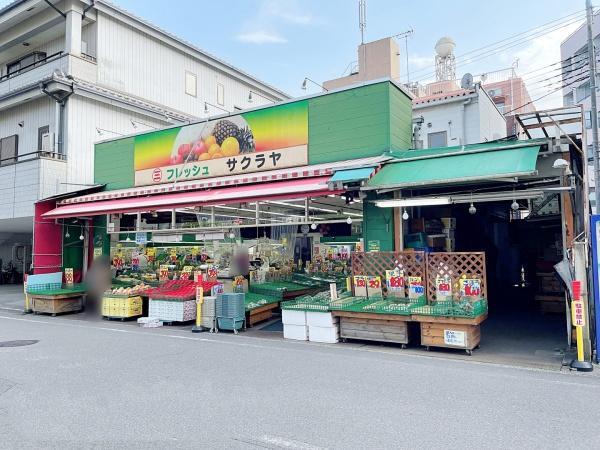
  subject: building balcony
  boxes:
[0,51,97,98]
[0,152,67,220]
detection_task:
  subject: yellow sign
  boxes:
[191,246,199,256]
[572,299,585,327]
[146,247,156,257]
[159,265,169,281]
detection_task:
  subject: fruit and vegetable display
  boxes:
[145,280,221,301]
[170,117,255,164]
[106,283,152,296]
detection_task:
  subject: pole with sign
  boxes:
[570,280,593,371]
[192,286,204,333]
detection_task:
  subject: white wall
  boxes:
[95,13,274,117]
[0,97,55,157]
[477,93,506,141]
[414,101,468,148]
[63,95,169,189]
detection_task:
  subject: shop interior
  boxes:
[397,182,569,366]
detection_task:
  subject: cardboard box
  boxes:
[410,218,443,234]
[427,234,446,248]
[440,217,456,229]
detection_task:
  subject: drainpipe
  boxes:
[461,97,472,145]
[40,81,74,156]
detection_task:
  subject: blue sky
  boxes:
[1,0,586,107]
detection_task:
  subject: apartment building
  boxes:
[0,0,287,275]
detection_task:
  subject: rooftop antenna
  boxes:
[359,0,366,44]
[394,28,414,83]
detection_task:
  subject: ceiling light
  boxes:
[468,203,476,215]
[346,217,352,225]
[402,210,409,220]
[311,223,317,230]
[79,233,84,241]
[376,197,451,208]
[248,92,253,103]
[511,200,520,211]
[65,228,70,238]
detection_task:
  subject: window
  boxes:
[487,88,502,97]
[6,51,47,77]
[576,81,591,103]
[585,111,592,129]
[427,131,447,148]
[495,100,505,113]
[217,82,225,106]
[563,92,574,106]
[0,135,18,165]
[38,125,50,151]
[185,72,197,97]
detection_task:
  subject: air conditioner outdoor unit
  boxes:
[41,132,53,152]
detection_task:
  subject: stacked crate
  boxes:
[535,272,565,314]
[201,296,217,331]
[216,293,245,332]
[148,298,196,322]
[102,295,143,319]
[282,309,308,341]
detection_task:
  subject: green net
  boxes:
[27,284,87,296]
[410,299,488,318]
[244,292,281,311]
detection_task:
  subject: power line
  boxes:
[407,11,588,84]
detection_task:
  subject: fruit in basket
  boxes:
[213,120,240,145]
[221,137,240,156]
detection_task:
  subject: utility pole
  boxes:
[586,0,599,192]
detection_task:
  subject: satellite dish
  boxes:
[435,36,456,57]
[460,73,474,90]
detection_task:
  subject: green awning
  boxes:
[330,167,375,183]
[366,144,541,190]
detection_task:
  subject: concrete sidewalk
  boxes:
[0,284,26,311]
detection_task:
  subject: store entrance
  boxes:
[409,200,568,367]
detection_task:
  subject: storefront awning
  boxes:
[330,167,375,183]
[42,177,340,219]
[365,144,541,190]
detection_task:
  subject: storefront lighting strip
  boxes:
[375,197,451,208]
[375,190,551,208]
[262,200,363,217]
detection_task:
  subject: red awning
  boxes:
[42,177,339,219]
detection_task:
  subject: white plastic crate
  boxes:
[282,309,306,326]
[306,311,339,327]
[148,299,196,322]
[308,325,340,343]
[283,324,309,341]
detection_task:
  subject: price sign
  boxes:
[444,330,466,347]
[355,241,364,253]
[146,247,156,261]
[327,247,334,260]
[64,268,74,286]
[159,265,169,281]
[169,248,178,263]
[211,283,224,296]
[131,255,140,271]
[207,265,218,281]
[353,276,367,297]
[436,276,452,300]
[113,256,124,270]
[135,232,147,245]
[386,269,405,298]
[366,275,382,297]
[194,271,203,283]
[181,266,193,280]
[460,278,481,299]
[408,276,424,299]
[191,246,199,257]
[195,286,204,304]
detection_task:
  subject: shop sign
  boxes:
[64,268,74,286]
[133,101,309,186]
[367,240,380,252]
[159,265,169,281]
[444,330,466,347]
[93,248,102,259]
[135,232,147,245]
[572,299,585,327]
[408,276,424,299]
[107,222,115,233]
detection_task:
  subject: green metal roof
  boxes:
[330,167,375,183]
[367,140,543,190]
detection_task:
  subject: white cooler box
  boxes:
[306,311,338,327]
[282,309,307,326]
[283,323,309,341]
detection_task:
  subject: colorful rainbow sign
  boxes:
[134,101,308,186]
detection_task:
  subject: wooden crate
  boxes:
[420,321,480,354]
[339,316,409,346]
[535,294,565,314]
[247,302,278,327]
[30,294,84,316]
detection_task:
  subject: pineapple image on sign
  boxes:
[170,116,255,165]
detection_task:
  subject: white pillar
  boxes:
[65,9,82,55]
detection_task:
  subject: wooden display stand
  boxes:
[30,293,84,316]
[332,310,411,347]
[247,302,279,327]
[414,314,486,355]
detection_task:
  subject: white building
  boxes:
[0,0,287,274]
[412,84,506,149]
[560,10,599,163]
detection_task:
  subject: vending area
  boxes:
[28,83,588,365]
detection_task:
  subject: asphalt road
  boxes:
[0,310,598,450]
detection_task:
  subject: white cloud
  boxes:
[236,31,287,44]
[235,0,315,45]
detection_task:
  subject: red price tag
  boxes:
[389,276,404,288]
[368,278,380,289]
[355,278,366,287]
